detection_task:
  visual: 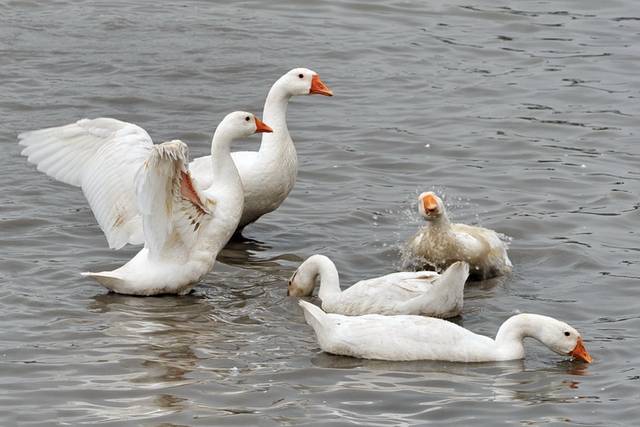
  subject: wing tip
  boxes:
[146,140,189,170]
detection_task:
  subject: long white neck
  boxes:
[494,314,541,360]
[307,255,341,302]
[208,130,239,189]
[196,127,243,262]
[259,79,293,159]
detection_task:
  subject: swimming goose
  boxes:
[299,301,593,363]
[189,68,333,231]
[26,111,271,295]
[407,192,512,280]
[288,255,469,318]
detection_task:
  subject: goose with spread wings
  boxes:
[21,111,272,295]
[19,69,333,247]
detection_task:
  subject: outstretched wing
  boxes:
[19,118,153,249]
[135,140,211,258]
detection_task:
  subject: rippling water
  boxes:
[2,0,639,425]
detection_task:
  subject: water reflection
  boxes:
[89,291,206,314]
[459,274,509,302]
[218,234,305,273]
[89,293,208,376]
[77,294,210,422]
[311,352,591,404]
[311,352,526,373]
[218,235,273,266]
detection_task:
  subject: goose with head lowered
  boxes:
[189,68,333,231]
[24,111,272,295]
[407,191,512,280]
[299,301,593,363]
[288,255,469,318]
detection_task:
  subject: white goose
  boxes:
[299,301,593,363]
[19,69,331,248]
[23,111,272,295]
[288,255,469,318]
[189,68,333,230]
[407,191,512,280]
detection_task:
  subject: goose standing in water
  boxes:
[23,112,272,295]
[19,68,332,246]
[288,255,469,318]
[407,191,512,280]
[299,301,592,363]
[189,68,333,231]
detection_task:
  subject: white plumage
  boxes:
[406,191,512,280]
[19,118,152,249]
[299,301,592,363]
[22,111,271,295]
[134,141,207,258]
[289,255,470,317]
[189,68,333,230]
[19,69,332,246]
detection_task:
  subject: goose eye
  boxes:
[298,73,304,79]
[564,331,570,336]
[245,116,250,122]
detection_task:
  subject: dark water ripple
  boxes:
[1,0,639,425]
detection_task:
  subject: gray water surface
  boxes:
[1,0,639,425]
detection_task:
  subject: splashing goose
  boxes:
[25,112,272,295]
[288,255,469,317]
[299,301,593,363]
[406,192,512,280]
[189,68,333,231]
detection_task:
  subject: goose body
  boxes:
[22,112,272,295]
[289,255,469,317]
[18,68,332,248]
[407,192,512,280]
[189,68,333,230]
[299,301,593,363]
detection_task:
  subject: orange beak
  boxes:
[569,337,592,363]
[254,117,273,133]
[422,194,438,212]
[309,74,333,96]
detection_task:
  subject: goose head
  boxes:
[216,111,273,141]
[278,68,333,97]
[287,261,317,297]
[287,254,338,297]
[498,314,593,363]
[418,191,446,221]
[535,317,593,363]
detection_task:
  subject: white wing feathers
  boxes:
[19,118,153,249]
[135,140,210,258]
[348,272,438,299]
